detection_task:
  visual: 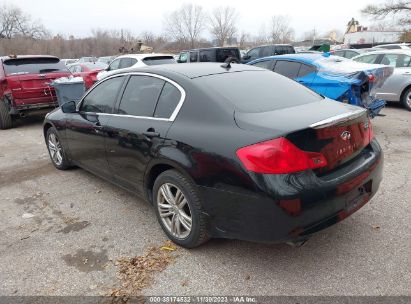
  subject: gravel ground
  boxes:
[0,105,410,297]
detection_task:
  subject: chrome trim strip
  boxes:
[309,108,366,129]
[76,72,186,122]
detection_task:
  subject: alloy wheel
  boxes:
[157,183,192,239]
[48,133,63,166]
[406,91,411,108]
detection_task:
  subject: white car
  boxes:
[97,53,176,80]
[352,50,411,111]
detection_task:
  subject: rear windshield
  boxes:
[3,58,69,76]
[142,56,176,66]
[199,70,322,113]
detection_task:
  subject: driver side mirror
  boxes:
[61,101,77,113]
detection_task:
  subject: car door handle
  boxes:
[143,131,160,138]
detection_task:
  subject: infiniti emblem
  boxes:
[340,131,351,141]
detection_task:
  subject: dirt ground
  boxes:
[0,105,410,296]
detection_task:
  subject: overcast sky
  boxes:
[4,0,390,39]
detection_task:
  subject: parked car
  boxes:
[97,53,176,81]
[61,59,78,66]
[97,56,116,65]
[177,47,241,63]
[247,53,394,117]
[0,55,71,129]
[68,62,108,89]
[352,50,411,111]
[43,63,382,248]
[331,48,378,59]
[374,43,411,50]
[77,57,98,63]
[241,44,295,63]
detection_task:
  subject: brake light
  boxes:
[368,74,375,82]
[236,137,328,174]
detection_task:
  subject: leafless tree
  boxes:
[163,3,207,48]
[268,15,295,43]
[208,6,238,46]
[362,0,411,26]
[0,4,48,39]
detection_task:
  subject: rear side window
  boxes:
[118,76,165,117]
[344,50,359,59]
[199,50,214,62]
[3,58,69,76]
[298,64,316,77]
[119,58,137,69]
[81,76,125,113]
[273,61,301,78]
[143,56,176,65]
[154,82,182,119]
[200,71,322,113]
[353,54,379,64]
[251,60,272,70]
[108,59,120,71]
[380,54,411,67]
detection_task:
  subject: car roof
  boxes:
[109,62,264,79]
[114,53,174,60]
[180,47,239,52]
[249,53,325,65]
[352,49,411,56]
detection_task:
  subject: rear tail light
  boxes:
[236,137,328,174]
[368,74,376,82]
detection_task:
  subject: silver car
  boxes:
[352,50,411,111]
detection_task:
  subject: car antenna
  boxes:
[221,62,231,70]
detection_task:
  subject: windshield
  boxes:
[199,70,322,113]
[3,58,69,76]
[142,56,176,66]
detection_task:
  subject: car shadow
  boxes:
[12,114,47,128]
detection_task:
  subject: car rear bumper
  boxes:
[199,139,383,243]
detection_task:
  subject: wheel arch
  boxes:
[144,158,196,204]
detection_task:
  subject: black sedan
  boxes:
[43,63,383,248]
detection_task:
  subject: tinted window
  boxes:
[260,46,272,57]
[154,82,182,119]
[3,58,69,76]
[379,45,401,49]
[199,50,214,62]
[274,61,301,78]
[274,46,286,55]
[119,58,137,69]
[251,60,272,70]
[118,76,164,117]
[215,49,240,62]
[142,56,176,65]
[353,54,379,64]
[190,52,198,62]
[380,54,411,67]
[81,76,124,113]
[298,64,316,77]
[200,71,322,113]
[108,59,120,71]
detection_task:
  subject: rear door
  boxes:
[65,75,126,177]
[105,74,183,194]
[376,53,411,101]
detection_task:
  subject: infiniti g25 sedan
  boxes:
[43,63,383,248]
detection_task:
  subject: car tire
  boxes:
[401,87,411,111]
[153,169,209,248]
[46,127,72,170]
[0,99,13,130]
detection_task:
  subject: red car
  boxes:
[0,55,71,129]
[68,62,108,90]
